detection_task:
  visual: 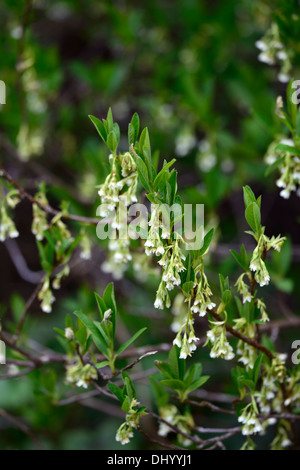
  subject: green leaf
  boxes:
[75,326,87,346]
[95,360,110,369]
[37,241,52,273]
[182,281,194,295]
[53,327,66,339]
[153,158,176,191]
[253,354,263,386]
[275,144,300,155]
[128,113,140,144]
[135,155,151,191]
[107,130,118,153]
[243,186,257,208]
[106,107,114,132]
[169,346,185,380]
[222,289,232,305]
[185,376,210,394]
[198,228,214,256]
[155,360,173,378]
[94,292,106,320]
[103,283,117,337]
[108,383,124,403]
[161,379,185,392]
[113,122,120,144]
[116,327,147,356]
[88,115,107,143]
[184,363,202,386]
[122,372,136,400]
[73,311,108,355]
[245,202,261,235]
[230,247,249,272]
[94,321,111,348]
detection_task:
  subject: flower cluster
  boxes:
[204,320,235,361]
[238,401,263,436]
[152,239,186,309]
[235,273,252,304]
[173,314,199,360]
[98,152,138,279]
[31,190,49,241]
[144,205,170,258]
[0,190,20,241]
[65,357,98,389]
[283,369,300,409]
[249,232,285,288]
[115,398,146,445]
[158,404,194,447]
[268,136,300,199]
[271,421,292,450]
[191,268,215,317]
[98,152,137,215]
[256,355,287,415]
[233,318,257,369]
[255,23,291,83]
[38,276,55,313]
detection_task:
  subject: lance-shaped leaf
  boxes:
[116,327,147,356]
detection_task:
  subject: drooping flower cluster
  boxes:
[152,239,186,309]
[115,398,146,445]
[265,126,300,199]
[282,368,300,410]
[79,229,92,260]
[238,400,263,436]
[0,190,20,241]
[235,273,252,304]
[256,355,287,415]
[98,152,138,279]
[144,204,170,258]
[158,404,194,447]
[38,276,55,314]
[249,232,285,288]
[191,267,216,317]
[255,23,291,83]
[233,318,257,369]
[270,421,292,450]
[204,320,235,361]
[173,313,199,360]
[65,357,98,389]
[31,190,49,240]
[98,152,137,215]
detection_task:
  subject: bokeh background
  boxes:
[0,0,300,449]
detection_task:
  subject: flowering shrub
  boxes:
[1,105,300,450]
